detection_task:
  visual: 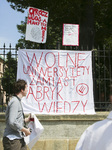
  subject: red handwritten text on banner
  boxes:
[17,49,95,115]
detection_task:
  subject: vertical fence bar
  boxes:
[109,46,112,83]
[2,44,6,111]
[92,50,96,109]
[0,44,112,112]
[97,46,101,110]
[3,44,5,73]
[8,44,11,98]
[57,40,60,50]
[103,45,106,103]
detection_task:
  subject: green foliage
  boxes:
[7,0,112,49]
[2,52,17,95]
[5,0,112,107]
[8,0,95,49]
[16,18,63,49]
[94,0,112,48]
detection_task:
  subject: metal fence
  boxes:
[0,43,112,112]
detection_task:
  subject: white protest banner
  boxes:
[17,49,95,115]
[63,24,79,46]
[25,7,49,43]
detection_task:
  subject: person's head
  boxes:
[13,79,27,96]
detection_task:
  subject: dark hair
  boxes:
[13,79,27,94]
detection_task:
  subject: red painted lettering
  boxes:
[81,100,88,112]
[72,101,80,112]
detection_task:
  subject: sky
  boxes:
[0,0,28,48]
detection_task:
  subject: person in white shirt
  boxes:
[75,93,112,150]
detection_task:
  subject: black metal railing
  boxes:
[0,43,112,112]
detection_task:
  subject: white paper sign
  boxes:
[25,7,49,43]
[24,115,44,150]
[63,24,79,46]
[17,49,95,115]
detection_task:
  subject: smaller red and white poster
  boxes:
[25,7,49,43]
[63,24,79,46]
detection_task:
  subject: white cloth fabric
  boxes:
[6,135,21,140]
[17,49,95,115]
[75,111,112,150]
[24,115,44,150]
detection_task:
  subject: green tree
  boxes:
[7,0,95,49]
[2,52,17,98]
[5,0,112,110]
[16,18,62,49]
[7,0,112,48]
[94,0,112,48]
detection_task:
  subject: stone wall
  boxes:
[0,112,109,150]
